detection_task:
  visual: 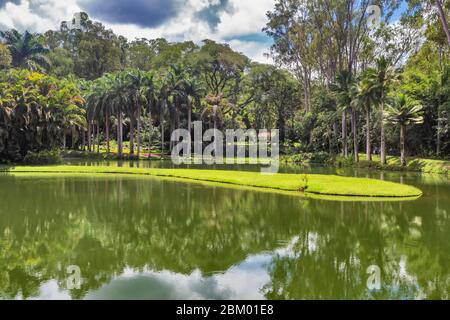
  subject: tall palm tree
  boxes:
[352,80,376,161]
[384,94,424,166]
[333,71,354,158]
[127,70,154,158]
[107,73,130,157]
[1,30,50,71]
[184,76,204,136]
[364,56,398,165]
[160,65,187,152]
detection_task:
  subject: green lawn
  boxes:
[3,166,423,199]
[358,154,450,175]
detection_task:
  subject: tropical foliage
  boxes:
[0,4,449,162]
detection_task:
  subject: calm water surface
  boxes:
[0,161,448,300]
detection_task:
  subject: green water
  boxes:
[0,163,448,300]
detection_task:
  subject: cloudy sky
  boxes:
[0,0,275,63]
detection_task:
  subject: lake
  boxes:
[0,162,448,300]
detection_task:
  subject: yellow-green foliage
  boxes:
[5,166,423,199]
[366,154,449,175]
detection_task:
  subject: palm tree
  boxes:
[364,57,398,165]
[203,93,224,131]
[1,30,50,71]
[127,70,154,158]
[352,80,376,161]
[333,71,354,158]
[107,73,130,157]
[384,94,424,166]
[184,76,204,136]
[160,65,187,152]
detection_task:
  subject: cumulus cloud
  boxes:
[0,0,80,32]
[0,0,19,8]
[0,0,275,63]
[78,0,184,28]
[195,0,234,30]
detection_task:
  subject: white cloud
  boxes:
[216,0,273,38]
[0,0,275,63]
[0,0,80,32]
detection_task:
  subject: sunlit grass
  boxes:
[4,166,423,199]
[359,154,449,174]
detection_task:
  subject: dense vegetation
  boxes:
[0,2,449,168]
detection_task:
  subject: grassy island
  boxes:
[4,166,423,200]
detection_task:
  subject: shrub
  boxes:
[284,152,332,164]
[309,152,331,164]
[23,150,62,165]
[335,155,354,167]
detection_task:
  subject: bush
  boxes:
[335,155,354,167]
[284,152,332,164]
[23,150,62,165]
[309,152,331,164]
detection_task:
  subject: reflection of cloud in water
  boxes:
[84,253,275,300]
[29,281,71,300]
[36,238,302,300]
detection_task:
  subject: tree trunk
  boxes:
[303,78,309,113]
[351,109,359,162]
[380,92,387,165]
[91,122,97,152]
[188,100,192,137]
[148,107,153,158]
[71,126,76,149]
[87,122,91,152]
[400,124,406,166]
[188,100,192,155]
[96,122,100,153]
[106,110,110,154]
[366,108,372,161]
[137,104,141,158]
[118,111,123,156]
[436,0,450,47]
[342,110,348,157]
[161,102,165,157]
[130,115,135,155]
[82,128,86,151]
[437,110,441,157]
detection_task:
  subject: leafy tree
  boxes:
[0,30,50,71]
[384,94,424,166]
[363,56,399,164]
[0,43,11,69]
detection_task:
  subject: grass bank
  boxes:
[358,155,450,175]
[3,166,423,199]
[282,153,449,175]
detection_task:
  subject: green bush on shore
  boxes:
[23,150,62,165]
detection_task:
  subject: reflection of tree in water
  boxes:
[0,175,448,299]
[0,175,305,299]
[262,199,450,300]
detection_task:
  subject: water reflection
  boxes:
[0,168,448,300]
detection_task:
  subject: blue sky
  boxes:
[0,0,276,63]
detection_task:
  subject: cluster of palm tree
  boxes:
[0,70,85,160]
[84,66,204,158]
[334,57,424,166]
